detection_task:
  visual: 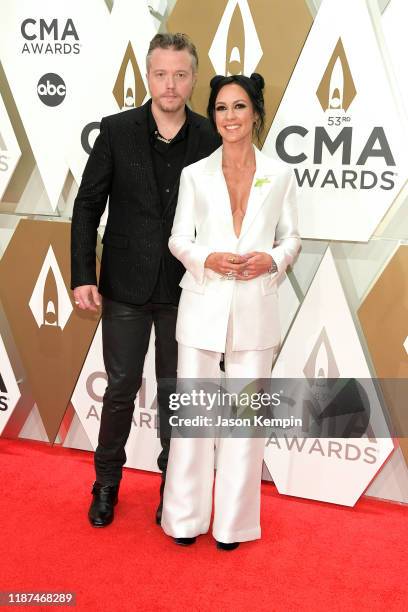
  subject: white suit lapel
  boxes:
[202,145,279,240]
[203,147,236,233]
[238,147,278,240]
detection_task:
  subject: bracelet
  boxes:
[268,260,278,274]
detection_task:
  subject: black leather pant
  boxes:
[94,297,178,485]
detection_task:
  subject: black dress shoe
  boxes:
[88,482,119,527]
[174,537,196,546]
[155,475,166,526]
[216,541,240,551]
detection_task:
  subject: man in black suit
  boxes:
[71,33,220,527]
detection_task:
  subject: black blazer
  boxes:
[70,101,220,304]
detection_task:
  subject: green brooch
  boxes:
[254,178,271,188]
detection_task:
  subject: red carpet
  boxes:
[1,438,407,611]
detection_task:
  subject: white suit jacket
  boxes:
[169,145,300,352]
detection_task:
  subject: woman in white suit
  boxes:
[161,73,300,550]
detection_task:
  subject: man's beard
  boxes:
[156,96,185,113]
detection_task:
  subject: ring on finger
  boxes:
[228,256,236,264]
[243,271,249,277]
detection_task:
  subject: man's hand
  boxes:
[73,285,101,312]
[204,252,248,277]
[236,252,275,281]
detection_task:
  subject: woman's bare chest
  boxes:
[223,168,255,213]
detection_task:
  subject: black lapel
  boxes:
[131,102,161,209]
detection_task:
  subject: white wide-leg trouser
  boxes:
[161,323,274,544]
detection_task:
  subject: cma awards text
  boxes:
[277,125,396,190]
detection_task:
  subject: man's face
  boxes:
[147,47,196,113]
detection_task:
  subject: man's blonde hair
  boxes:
[146,33,198,72]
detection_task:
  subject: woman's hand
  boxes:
[204,251,276,280]
[204,252,248,277]
[236,252,275,281]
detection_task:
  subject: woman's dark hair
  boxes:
[207,73,265,143]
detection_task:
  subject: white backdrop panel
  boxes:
[265,248,394,505]
[263,0,408,241]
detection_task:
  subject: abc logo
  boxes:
[37,73,66,106]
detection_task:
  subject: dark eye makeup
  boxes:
[215,102,248,111]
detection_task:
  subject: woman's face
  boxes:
[214,83,257,144]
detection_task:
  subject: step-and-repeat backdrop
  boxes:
[0,0,407,507]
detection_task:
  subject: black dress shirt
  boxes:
[148,102,189,304]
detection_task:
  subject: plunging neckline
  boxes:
[222,166,256,238]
